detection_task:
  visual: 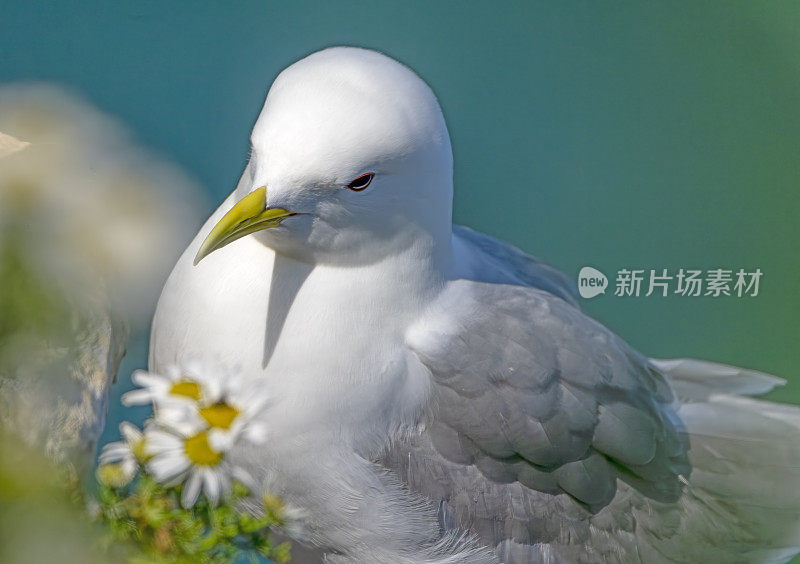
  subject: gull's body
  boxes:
[151,47,800,563]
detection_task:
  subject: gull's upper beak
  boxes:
[193,186,294,265]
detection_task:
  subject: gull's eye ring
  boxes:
[347,173,374,192]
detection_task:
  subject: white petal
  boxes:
[155,411,204,437]
[231,466,256,491]
[99,442,127,463]
[121,389,154,406]
[207,429,235,452]
[163,471,190,488]
[132,370,165,388]
[144,429,183,451]
[181,471,202,508]
[165,365,182,381]
[148,454,189,483]
[121,458,139,480]
[202,468,221,505]
[244,423,268,445]
[154,403,197,425]
[152,395,196,408]
[119,421,143,443]
[183,359,204,381]
[141,417,159,435]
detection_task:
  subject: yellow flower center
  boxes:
[199,401,240,430]
[96,463,133,488]
[184,432,222,466]
[169,379,202,401]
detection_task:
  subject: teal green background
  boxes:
[2,0,799,473]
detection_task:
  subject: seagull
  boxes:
[150,47,800,563]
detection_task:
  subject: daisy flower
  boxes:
[131,359,270,447]
[144,418,254,508]
[124,359,271,506]
[122,361,210,408]
[96,422,145,487]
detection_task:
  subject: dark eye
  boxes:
[347,173,374,192]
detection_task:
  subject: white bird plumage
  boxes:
[150,47,800,563]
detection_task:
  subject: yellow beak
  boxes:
[193,186,294,265]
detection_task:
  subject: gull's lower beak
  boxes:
[193,186,294,265]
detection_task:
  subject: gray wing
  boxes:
[387,279,689,560]
[404,280,688,510]
[451,225,580,307]
[385,279,800,562]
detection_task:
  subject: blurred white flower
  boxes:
[144,421,254,508]
[122,359,270,507]
[0,85,202,478]
[122,363,206,407]
[96,422,144,487]
[0,84,204,323]
[124,359,270,447]
[191,364,270,447]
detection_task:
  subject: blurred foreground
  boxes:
[0,85,276,562]
[0,85,200,473]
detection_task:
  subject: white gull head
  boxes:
[198,46,454,267]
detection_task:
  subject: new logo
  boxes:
[578,266,608,299]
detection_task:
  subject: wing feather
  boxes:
[407,279,687,510]
[387,278,800,562]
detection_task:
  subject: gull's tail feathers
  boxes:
[650,357,786,401]
[647,358,800,563]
